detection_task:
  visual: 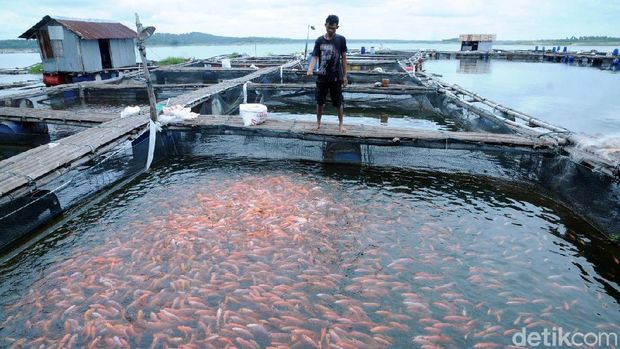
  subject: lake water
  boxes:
[1,43,619,69]
[1,43,619,137]
[0,157,618,348]
[423,59,620,136]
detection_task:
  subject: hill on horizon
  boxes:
[1,32,618,50]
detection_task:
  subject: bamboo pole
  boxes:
[135,13,158,123]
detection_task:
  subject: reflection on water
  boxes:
[424,59,620,136]
[0,158,618,348]
[267,105,459,131]
[458,59,491,74]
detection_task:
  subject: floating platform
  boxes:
[425,49,619,68]
[0,52,618,247]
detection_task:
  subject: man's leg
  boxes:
[336,105,345,132]
[316,104,323,130]
[315,82,327,130]
[331,82,345,132]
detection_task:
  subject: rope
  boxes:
[535,130,572,138]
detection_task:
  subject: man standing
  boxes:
[306,15,348,132]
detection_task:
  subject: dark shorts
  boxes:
[315,81,344,107]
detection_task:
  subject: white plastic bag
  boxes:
[120,106,141,118]
[158,105,199,124]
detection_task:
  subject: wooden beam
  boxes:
[166,115,558,151]
[0,106,117,126]
[0,113,149,201]
[169,60,300,108]
[246,83,434,95]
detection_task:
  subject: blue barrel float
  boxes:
[613,48,619,56]
[361,46,366,54]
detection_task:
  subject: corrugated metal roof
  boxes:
[19,15,137,40]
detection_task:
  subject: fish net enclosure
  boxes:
[0,131,185,254]
[1,132,619,349]
[1,52,619,348]
[1,64,619,256]
[158,131,620,240]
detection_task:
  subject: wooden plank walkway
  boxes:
[0,76,126,102]
[426,50,617,65]
[0,113,149,200]
[0,63,301,199]
[247,83,434,95]
[169,115,558,150]
[0,80,42,90]
[0,106,117,126]
[169,61,301,108]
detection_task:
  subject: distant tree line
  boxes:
[1,33,618,50]
[443,36,620,45]
[0,39,38,50]
[144,32,301,46]
[508,36,620,45]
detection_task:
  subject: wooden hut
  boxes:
[459,34,496,52]
[19,16,137,85]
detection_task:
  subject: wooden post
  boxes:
[135,13,158,123]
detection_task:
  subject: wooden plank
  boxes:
[165,115,558,149]
[169,60,300,108]
[0,113,149,198]
[246,83,434,95]
[0,106,117,125]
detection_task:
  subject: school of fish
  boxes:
[1,168,619,348]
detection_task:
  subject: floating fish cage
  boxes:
[0,53,618,349]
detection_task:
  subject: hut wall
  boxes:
[109,39,137,68]
[41,23,82,73]
[478,41,493,52]
[79,40,103,73]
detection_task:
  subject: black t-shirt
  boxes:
[312,34,347,82]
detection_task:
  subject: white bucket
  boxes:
[221,58,231,69]
[239,103,268,126]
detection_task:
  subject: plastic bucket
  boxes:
[239,103,268,126]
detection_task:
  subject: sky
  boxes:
[0,0,618,41]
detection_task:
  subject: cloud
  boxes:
[0,0,617,40]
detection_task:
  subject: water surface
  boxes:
[424,59,620,136]
[1,158,617,348]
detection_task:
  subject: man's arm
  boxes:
[307,56,318,75]
[341,51,348,87]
